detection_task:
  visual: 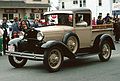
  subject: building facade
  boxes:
[0,0,50,20]
[112,0,120,16]
[59,0,114,19]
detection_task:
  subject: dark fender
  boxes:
[41,40,75,59]
[63,32,79,45]
[100,34,115,49]
[62,32,80,53]
[93,34,115,52]
[8,38,22,46]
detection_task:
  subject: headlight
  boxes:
[37,32,44,41]
[8,44,15,52]
[19,31,24,39]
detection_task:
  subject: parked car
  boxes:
[6,9,115,72]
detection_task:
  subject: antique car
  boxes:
[6,9,115,72]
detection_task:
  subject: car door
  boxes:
[75,13,92,48]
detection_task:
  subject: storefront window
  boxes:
[41,14,44,19]
[30,13,35,19]
[9,14,13,20]
[3,14,8,19]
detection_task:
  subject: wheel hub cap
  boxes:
[67,36,78,53]
[102,44,110,58]
[48,49,62,69]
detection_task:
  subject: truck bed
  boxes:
[92,24,113,29]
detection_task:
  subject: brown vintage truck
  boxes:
[6,9,115,72]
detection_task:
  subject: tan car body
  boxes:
[6,8,115,72]
[36,9,113,49]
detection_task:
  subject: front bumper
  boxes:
[6,51,44,61]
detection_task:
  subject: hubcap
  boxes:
[102,43,111,59]
[48,49,62,69]
[67,36,78,53]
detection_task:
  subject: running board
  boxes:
[76,52,99,57]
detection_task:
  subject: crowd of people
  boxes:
[92,13,112,25]
[0,16,45,55]
[92,13,120,43]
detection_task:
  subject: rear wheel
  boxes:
[43,46,63,72]
[63,33,79,54]
[99,41,112,62]
[66,36,79,54]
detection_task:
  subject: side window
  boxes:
[62,2,65,9]
[75,13,91,27]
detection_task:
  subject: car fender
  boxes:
[41,40,75,59]
[93,34,115,51]
[63,32,79,44]
[8,38,22,46]
[100,34,115,50]
[62,32,80,53]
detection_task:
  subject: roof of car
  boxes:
[44,8,91,15]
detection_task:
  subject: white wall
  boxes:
[86,0,97,19]
[60,0,79,9]
[59,0,112,20]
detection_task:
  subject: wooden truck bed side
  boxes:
[91,24,114,46]
[92,24,113,29]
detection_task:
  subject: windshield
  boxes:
[44,14,73,26]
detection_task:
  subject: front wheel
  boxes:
[98,41,112,62]
[43,46,63,72]
[8,56,27,68]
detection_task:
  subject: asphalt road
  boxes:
[0,43,120,81]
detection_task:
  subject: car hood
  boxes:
[35,25,74,41]
[35,25,74,33]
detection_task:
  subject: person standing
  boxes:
[96,16,103,25]
[33,19,39,28]
[23,16,31,28]
[92,17,96,25]
[19,20,29,32]
[104,13,112,24]
[113,16,120,43]
[1,17,8,55]
[11,17,20,38]
[0,27,4,56]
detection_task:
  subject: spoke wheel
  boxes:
[99,41,111,62]
[8,56,27,68]
[8,44,27,68]
[43,46,63,72]
[67,36,78,54]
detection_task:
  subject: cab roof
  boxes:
[44,8,91,15]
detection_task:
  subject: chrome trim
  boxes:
[6,51,44,60]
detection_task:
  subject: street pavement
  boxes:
[0,42,120,81]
